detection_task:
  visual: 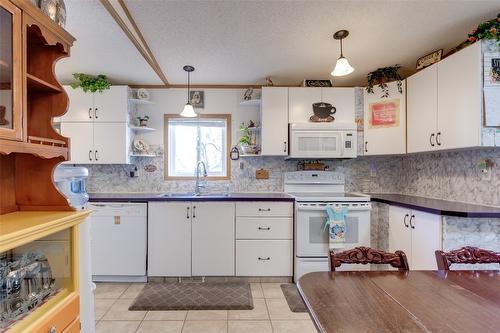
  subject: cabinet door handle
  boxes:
[192,205,196,218]
[94,108,99,119]
[94,150,99,161]
[430,133,435,147]
[403,214,409,228]
[89,150,93,161]
[49,326,57,333]
[186,206,190,219]
[365,141,368,153]
[258,257,271,261]
[258,226,271,230]
[258,208,271,212]
[409,215,415,229]
[283,141,287,153]
[436,132,441,146]
[88,108,92,119]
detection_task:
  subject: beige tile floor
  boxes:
[94,282,317,333]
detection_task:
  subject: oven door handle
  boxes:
[297,205,371,211]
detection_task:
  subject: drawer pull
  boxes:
[258,208,271,212]
[49,326,57,333]
[258,257,271,261]
[258,226,271,230]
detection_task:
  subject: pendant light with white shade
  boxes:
[180,65,197,117]
[331,30,355,77]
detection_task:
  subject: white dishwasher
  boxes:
[89,202,147,282]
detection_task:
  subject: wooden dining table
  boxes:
[297,270,500,333]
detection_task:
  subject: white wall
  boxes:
[132,88,260,148]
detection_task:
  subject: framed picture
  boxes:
[189,91,204,108]
[303,80,333,87]
[416,49,443,70]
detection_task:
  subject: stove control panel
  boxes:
[284,171,344,184]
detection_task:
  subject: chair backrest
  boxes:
[329,247,410,271]
[435,247,500,270]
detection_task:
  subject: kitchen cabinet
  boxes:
[407,42,491,153]
[407,64,438,153]
[389,205,442,270]
[0,0,22,141]
[89,203,147,279]
[148,201,235,277]
[363,81,406,155]
[60,122,131,164]
[191,202,235,276]
[235,201,293,276]
[60,86,130,122]
[288,87,355,123]
[260,87,289,156]
[437,42,482,150]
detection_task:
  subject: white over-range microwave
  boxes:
[289,123,357,158]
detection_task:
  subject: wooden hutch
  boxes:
[0,0,90,332]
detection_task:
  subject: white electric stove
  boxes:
[284,171,371,282]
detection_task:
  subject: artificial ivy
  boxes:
[468,13,500,46]
[366,65,403,98]
[70,73,111,93]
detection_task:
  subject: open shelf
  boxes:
[27,73,63,93]
[240,154,261,157]
[240,99,261,106]
[0,139,68,159]
[129,125,156,133]
[130,154,157,158]
[130,98,154,105]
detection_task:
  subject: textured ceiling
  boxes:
[56,0,500,86]
[55,0,162,85]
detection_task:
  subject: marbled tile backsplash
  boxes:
[85,147,500,207]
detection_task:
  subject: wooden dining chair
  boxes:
[329,246,410,271]
[435,246,500,270]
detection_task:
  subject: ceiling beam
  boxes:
[99,0,169,85]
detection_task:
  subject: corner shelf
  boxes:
[130,98,154,105]
[27,73,62,93]
[240,154,261,157]
[130,154,156,158]
[239,99,261,106]
[129,125,156,133]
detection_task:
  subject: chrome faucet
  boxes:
[195,161,208,195]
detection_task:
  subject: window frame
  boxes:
[164,113,232,181]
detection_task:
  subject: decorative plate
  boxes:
[133,139,149,152]
[137,88,150,100]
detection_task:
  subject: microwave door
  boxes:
[291,131,342,158]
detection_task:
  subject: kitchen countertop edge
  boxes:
[88,192,295,202]
[369,193,500,218]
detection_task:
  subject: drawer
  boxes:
[88,202,147,217]
[236,240,292,276]
[62,317,80,333]
[31,294,79,333]
[236,217,292,239]
[236,202,293,217]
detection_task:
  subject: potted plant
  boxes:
[366,65,403,98]
[238,122,254,154]
[137,115,150,127]
[468,13,500,46]
[70,73,111,93]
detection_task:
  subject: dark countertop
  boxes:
[88,192,295,203]
[369,193,500,218]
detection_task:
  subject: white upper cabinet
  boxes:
[437,42,482,150]
[288,88,322,123]
[321,88,355,123]
[60,85,130,123]
[363,81,406,155]
[407,64,438,153]
[93,123,131,164]
[288,87,355,123]
[93,86,130,122]
[260,87,289,156]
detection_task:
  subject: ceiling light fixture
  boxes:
[180,65,197,117]
[331,30,354,77]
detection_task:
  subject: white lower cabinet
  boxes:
[148,201,235,277]
[236,240,293,276]
[389,205,442,270]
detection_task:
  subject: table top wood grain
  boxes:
[297,270,500,333]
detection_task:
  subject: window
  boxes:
[165,114,231,179]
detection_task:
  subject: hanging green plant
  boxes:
[70,73,111,93]
[468,13,500,46]
[238,123,252,146]
[366,65,403,98]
